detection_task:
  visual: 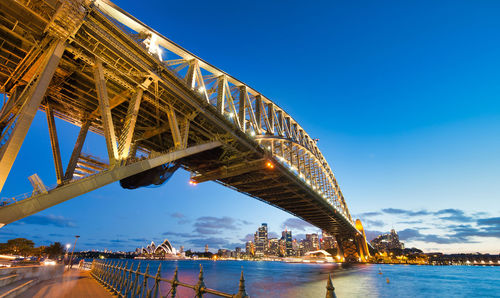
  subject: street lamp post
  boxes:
[68,235,80,269]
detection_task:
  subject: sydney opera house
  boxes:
[138,239,178,258]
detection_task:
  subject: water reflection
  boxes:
[111,259,499,298]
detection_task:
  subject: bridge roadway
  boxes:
[0,0,371,260]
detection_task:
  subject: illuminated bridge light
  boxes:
[266,161,275,169]
[198,86,205,93]
[188,179,197,186]
[250,131,256,136]
[228,112,234,118]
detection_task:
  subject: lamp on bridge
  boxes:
[266,161,274,169]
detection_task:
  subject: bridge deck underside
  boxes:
[0,0,358,237]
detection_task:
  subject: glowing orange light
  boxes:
[189,179,197,185]
[266,161,274,169]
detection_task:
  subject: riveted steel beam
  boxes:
[0,141,222,225]
[46,103,64,184]
[0,39,65,194]
[118,88,143,159]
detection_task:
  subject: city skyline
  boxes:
[0,0,499,254]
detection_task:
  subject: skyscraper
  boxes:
[306,233,319,251]
[282,230,293,256]
[205,244,209,253]
[321,231,335,250]
[254,223,268,256]
[245,241,254,256]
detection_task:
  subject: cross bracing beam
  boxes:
[0,141,221,226]
[64,119,91,181]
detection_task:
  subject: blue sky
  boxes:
[1,0,499,253]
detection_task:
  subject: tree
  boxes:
[5,238,35,256]
[44,242,64,259]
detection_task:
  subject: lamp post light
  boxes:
[64,244,71,265]
[68,236,80,269]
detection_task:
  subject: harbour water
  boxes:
[98,259,500,297]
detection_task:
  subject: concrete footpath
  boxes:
[19,268,111,298]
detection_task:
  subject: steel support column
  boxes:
[93,58,119,165]
[216,76,225,114]
[0,39,65,194]
[166,106,182,148]
[335,235,345,261]
[118,89,143,159]
[238,86,246,132]
[46,103,64,184]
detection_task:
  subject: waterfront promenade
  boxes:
[19,268,111,298]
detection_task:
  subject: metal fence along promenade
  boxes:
[85,260,337,298]
[88,260,247,298]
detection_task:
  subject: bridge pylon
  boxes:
[335,220,371,262]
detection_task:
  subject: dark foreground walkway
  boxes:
[19,268,111,298]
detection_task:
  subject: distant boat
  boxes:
[378,268,383,275]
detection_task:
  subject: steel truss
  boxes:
[0,0,370,256]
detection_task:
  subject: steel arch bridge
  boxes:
[0,0,371,261]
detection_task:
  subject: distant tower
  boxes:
[255,223,268,256]
[180,246,184,254]
[205,244,209,253]
[282,230,293,256]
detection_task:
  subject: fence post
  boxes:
[104,261,111,286]
[108,261,114,289]
[235,270,248,298]
[153,263,162,298]
[133,262,142,296]
[124,262,133,296]
[195,264,206,297]
[325,274,336,298]
[141,264,150,298]
[119,261,126,294]
[112,262,120,292]
[171,266,179,298]
[113,261,121,291]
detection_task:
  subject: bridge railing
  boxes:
[89,260,247,298]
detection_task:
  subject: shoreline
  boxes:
[126,257,500,266]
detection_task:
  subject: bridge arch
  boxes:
[256,136,351,220]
